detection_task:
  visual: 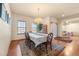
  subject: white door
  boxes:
[50,23,58,37]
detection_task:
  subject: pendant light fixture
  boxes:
[34,8,42,24]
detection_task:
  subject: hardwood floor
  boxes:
[7,37,79,56]
[59,37,79,56]
[7,39,66,56]
[7,39,36,56]
[7,40,22,56]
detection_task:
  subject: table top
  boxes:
[29,33,44,38]
[29,33,48,47]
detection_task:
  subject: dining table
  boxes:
[29,32,48,47]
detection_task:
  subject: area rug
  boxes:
[19,40,65,56]
[19,40,36,56]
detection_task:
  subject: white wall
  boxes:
[11,13,32,40]
[66,23,79,32]
[59,17,79,36]
[42,17,58,34]
[42,17,50,33]
[50,17,58,37]
[0,4,11,55]
[11,15,58,40]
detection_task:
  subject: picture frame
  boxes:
[1,3,6,22]
[0,3,10,24]
[0,4,2,17]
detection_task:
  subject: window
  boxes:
[17,20,26,34]
[32,23,37,32]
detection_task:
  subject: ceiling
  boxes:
[10,3,79,19]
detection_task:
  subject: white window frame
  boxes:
[17,20,26,34]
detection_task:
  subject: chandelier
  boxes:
[34,8,42,24]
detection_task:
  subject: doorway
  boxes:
[50,22,58,37]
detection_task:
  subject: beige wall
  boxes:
[0,4,11,55]
[11,13,32,40]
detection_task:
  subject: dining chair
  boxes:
[47,33,53,50]
[35,42,47,56]
[35,33,53,55]
[25,32,35,50]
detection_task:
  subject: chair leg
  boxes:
[29,43,31,49]
[50,42,52,50]
[40,44,41,50]
[45,44,47,54]
[51,44,52,50]
[46,45,48,54]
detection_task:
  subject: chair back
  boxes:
[25,32,31,44]
[25,32,30,40]
[46,33,53,50]
[47,33,53,42]
[25,32,35,49]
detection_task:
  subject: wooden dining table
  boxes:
[29,33,48,47]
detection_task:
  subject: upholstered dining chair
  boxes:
[25,32,35,50]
